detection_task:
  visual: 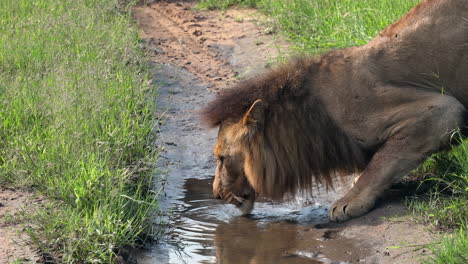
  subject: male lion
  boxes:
[202,0,468,222]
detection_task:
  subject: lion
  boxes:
[202,0,468,222]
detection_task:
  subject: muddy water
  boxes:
[133,62,370,264]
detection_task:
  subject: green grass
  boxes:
[198,0,258,10]
[198,0,419,51]
[258,0,420,51]
[423,229,468,264]
[0,0,158,262]
[408,138,468,230]
[198,0,467,263]
[407,195,467,229]
[407,137,468,264]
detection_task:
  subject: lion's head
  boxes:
[211,100,265,215]
[203,58,366,215]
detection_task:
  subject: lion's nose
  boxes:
[213,192,222,199]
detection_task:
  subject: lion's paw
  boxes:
[329,195,375,222]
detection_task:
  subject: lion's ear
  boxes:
[242,99,265,129]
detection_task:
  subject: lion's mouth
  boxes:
[236,198,255,216]
[215,186,256,215]
[221,192,248,205]
[233,194,249,205]
[223,192,256,215]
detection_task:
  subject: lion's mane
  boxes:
[203,57,367,199]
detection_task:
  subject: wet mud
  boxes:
[132,1,439,263]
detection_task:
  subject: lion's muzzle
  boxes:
[214,187,256,216]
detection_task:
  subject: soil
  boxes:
[132,1,441,264]
[133,0,287,89]
[0,188,41,264]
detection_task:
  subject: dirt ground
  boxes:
[0,189,40,264]
[133,1,441,264]
[134,0,288,89]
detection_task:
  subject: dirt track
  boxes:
[134,1,286,89]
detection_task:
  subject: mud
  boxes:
[132,1,439,263]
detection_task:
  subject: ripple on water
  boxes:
[140,179,335,263]
[136,176,365,264]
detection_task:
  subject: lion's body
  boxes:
[320,0,468,148]
[204,0,468,221]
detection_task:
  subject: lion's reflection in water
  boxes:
[178,178,355,264]
[214,217,318,264]
[209,201,362,264]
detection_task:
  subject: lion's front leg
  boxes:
[330,95,466,222]
[329,137,416,222]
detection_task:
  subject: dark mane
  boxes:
[202,57,317,127]
[203,54,367,199]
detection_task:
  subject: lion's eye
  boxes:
[218,156,225,163]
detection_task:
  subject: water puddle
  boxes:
[137,178,364,264]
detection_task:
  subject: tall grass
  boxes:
[198,0,258,10]
[423,229,468,264]
[0,0,157,262]
[259,0,420,51]
[199,0,419,51]
[408,136,468,264]
[409,136,468,229]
